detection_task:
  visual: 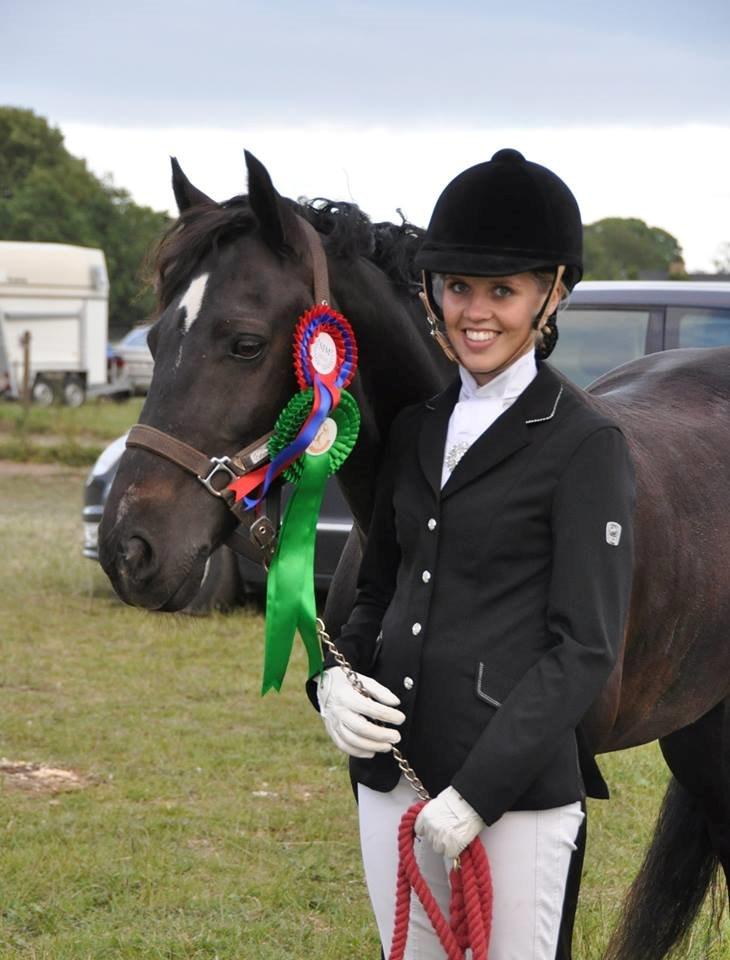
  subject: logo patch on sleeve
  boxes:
[606,521,622,546]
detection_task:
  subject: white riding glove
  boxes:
[414,786,485,859]
[317,666,405,758]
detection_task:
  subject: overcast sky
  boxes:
[3,0,730,270]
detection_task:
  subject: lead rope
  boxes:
[316,619,493,959]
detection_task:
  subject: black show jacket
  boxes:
[327,361,635,827]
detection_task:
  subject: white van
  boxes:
[0,241,111,405]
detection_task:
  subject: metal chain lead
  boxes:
[316,618,430,802]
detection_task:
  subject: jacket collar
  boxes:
[418,361,564,498]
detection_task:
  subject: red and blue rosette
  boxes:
[227,305,358,508]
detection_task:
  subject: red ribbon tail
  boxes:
[227,463,269,503]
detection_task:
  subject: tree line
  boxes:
[1,108,724,339]
[0,107,170,338]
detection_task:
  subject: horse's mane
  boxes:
[152,194,424,313]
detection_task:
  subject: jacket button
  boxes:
[403,676,414,690]
[427,518,437,531]
[421,570,431,583]
[411,622,422,636]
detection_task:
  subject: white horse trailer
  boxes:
[0,242,110,405]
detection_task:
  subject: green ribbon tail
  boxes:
[261,452,329,695]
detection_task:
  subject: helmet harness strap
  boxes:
[533,264,565,331]
[419,278,458,363]
[420,265,565,377]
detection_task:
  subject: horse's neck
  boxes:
[331,258,451,531]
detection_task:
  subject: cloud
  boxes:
[60,121,730,271]
[4,0,730,126]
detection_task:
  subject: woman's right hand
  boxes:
[316,667,405,758]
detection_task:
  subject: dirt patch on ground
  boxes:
[0,758,91,794]
[0,460,86,478]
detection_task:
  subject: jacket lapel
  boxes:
[440,362,565,500]
[417,377,461,497]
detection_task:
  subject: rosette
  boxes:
[261,391,360,694]
[224,303,361,694]
[268,389,360,483]
[227,305,358,508]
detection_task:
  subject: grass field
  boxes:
[0,451,727,958]
[0,397,144,466]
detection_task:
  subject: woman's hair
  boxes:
[532,269,569,305]
[531,270,569,359]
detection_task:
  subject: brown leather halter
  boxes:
[125,214,332,569]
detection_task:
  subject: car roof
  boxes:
[118,325,152,346]
[569,280,730,308]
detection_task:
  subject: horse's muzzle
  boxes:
[99,523,210,612]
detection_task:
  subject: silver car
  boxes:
[115,325,154,394]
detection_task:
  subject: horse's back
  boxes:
[587,345,730,410]
[584,347,730,748]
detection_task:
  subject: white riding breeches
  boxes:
[358,778,584,960]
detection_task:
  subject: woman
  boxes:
[314,148,636,959]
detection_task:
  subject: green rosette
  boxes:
[261,390,360,694]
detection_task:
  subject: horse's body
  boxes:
[99,153,730,960]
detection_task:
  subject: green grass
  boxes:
[0,398,144,465]
[0,468,727,958]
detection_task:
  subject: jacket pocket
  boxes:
[475,662,516,708]
[369,631,384,670]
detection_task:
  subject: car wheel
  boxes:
[32,377,56,406]
[183,545,242,614]
[63,376,86,407]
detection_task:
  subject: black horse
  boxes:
[99,152,730,960]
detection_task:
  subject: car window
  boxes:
[551,309,651,388]
[121,327,150,348]
[670,307,730,348]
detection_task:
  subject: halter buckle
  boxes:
[250,515,278,570]
[198,456,237,497]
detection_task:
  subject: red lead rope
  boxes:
[388,801,494,960]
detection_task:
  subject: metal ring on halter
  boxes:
[198,456,238,497]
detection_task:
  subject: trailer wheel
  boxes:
[63,376,86,407]
[32,377,56,406]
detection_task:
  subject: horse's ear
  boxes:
[170,157,215,212]
[245,149,299,253]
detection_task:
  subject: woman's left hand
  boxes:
[414,786,485,859]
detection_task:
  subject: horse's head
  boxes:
[99,152,319,610]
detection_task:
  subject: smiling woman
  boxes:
[317,147,635,960]
[438,272,564,384]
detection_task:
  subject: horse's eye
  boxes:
[230,336,265,361]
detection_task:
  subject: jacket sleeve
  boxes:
[329,423,403,675]
[452,426,636,825]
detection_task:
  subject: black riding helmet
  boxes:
[415,149,583,359]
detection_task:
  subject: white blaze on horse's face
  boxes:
[179,272,210,334]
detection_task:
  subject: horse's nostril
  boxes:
[120,535,156,582]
